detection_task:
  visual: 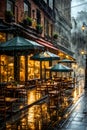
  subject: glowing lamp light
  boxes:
[82,24,85,32]
[81,51,85,55]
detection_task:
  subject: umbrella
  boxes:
[30,51,60,61]
[50,63,73,72]
[58,59,76,63]
[0,36,44,56]
[30,51,60,79]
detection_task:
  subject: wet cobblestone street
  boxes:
[59,89,87,130]
[0,80,85,130]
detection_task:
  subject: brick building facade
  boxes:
[0,0,74,82]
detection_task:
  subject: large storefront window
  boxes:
[20,56,25,81]
[42,61,49,79]
[28,57,49,80]
[0,33,14,82]
[0,56,14,82]
[28,56,40,79]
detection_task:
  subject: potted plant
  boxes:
[23,16,32,26]
[36,24,43,34]
[53,33,58,39]
[5,11,14,23]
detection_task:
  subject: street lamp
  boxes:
[82,22,85,32]
[81,22,87,88]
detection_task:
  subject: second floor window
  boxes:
[43,0,47,3]
[24,1,31,18]
[49,0,53,9]
[7,0,13,12]
[44,18,49,36]
[36,9,41,24]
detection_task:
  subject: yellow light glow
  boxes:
[81,51,85,55]
[58,52,64,56]
[82,25,85,31]
[66,55,69,58]
[0,34,3,39]
[32,19,37,28]
[0,33,6,42]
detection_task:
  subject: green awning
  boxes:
[30,51,60,61]
[0,36,44,56]
[58,59,76,63]
[50,63,73,72]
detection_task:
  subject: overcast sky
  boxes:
[71,0,87,17]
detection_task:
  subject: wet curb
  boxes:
[58,92,84,128]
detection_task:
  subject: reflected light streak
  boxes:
[73,89,77,102]
[27,104,49,130]
[27,90,36,104]
[28,107,35,129]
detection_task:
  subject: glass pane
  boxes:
[0,33,6,42]
[34,61,40,79]
[0,55,14,82]
[43,0,47,3]
[42,61,49,79]
[49,0,53,9]
[24,2,28,17]
[20,56,25,81]
[7,0,13,12]
[28,56,40,80]
[8,57,14,81]
[44,18,49,36]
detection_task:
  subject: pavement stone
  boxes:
[59,89,87,130]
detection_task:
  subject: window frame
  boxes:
[6,0,14,13]
[36,9,41,24]
[24,0,31,18]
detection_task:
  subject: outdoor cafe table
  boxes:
[6,85,25,97]
[48,90,59,96]
[0,97,18,116]
[0,97,18,103]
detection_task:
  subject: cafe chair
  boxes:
[0,87,12,121]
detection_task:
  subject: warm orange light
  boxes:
[32,19,36,28]
[82,25,85,31]
[81,51,85,55]
[0,34,3,39]
[0,33,6,42]
[58,52,63,56]
[66,55,69,58]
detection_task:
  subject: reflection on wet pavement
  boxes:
[0,79,85,130]
[6,103,50,130]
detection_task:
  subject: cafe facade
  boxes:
[0,0,74,83]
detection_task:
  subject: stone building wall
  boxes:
[54,0,72,51]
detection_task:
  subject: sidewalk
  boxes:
[59,89,87,130]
